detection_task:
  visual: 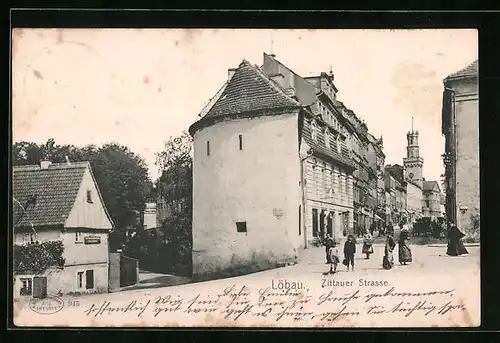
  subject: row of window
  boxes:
[311,164,350,201]
[19,269,95,296]
[206,134,243,156]
[311,120,343,154]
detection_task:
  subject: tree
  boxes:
[155,131,193,276]
[12,139,153,231]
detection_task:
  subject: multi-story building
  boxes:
[385,164,408,225]
[423,181,444,221]
[441,60,479,231]
[189,53,384,280]
[366,133,386,228]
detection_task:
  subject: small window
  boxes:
[86,190,93,203]
[206,141,210,156]
[236,221,247,233]
[23,233,35,245]
[20,278,33,296]
[77,271,84,289]
[75,232,83,243]
[239,134,243,150]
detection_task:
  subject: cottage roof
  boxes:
[189,59,300,134]
[13,161,111,229]
[445,59,478,81]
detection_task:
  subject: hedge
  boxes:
[14,240,65,274]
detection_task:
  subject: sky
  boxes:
[12,29,478,183]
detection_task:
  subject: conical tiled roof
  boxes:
[189,59,300,134]
[445,59,478,80]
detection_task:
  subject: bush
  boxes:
[14,240,65,274]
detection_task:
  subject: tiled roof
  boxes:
[445,60,478,80]
[13,162,89,228]
[201,60,300,120]
[302,120,356,171]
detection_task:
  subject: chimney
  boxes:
[65,155,71,165]
[40,160,52,169]
[228,68,237,81]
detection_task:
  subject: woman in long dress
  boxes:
[362,231,374,259]
[398,229,413,265]
[383,231,396,270]
[446,224,469,256]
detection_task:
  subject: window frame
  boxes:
[75,231,84,244]
[311,120,318,141]
[86,189,93,203]
[77,271,85,289]
[20,277,33,296]
[235,221,247,233]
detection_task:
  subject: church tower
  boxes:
[403,118,424,188]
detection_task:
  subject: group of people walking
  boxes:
[323,220,469,274]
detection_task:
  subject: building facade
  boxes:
[13,161,114,297]
[442,60,479,231]
[423,181,444,221]
[189,53,383,280]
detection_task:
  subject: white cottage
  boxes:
[13,161,114,297]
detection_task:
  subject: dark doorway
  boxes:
[312,208,318,237]
[327,211,334,237]
[319,210,326,240]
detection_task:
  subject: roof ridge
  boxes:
[14,161,90,171]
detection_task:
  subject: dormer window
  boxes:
[311,120,318,141]
[324,129,331,149]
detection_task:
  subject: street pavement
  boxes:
[14,243,480,327]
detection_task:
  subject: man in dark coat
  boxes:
[343,234,356,271]
[446,223,469,256]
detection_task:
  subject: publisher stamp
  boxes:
[29,296,64,315]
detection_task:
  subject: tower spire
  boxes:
[411,116,414,133]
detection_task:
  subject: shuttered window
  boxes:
[86,270,94,289]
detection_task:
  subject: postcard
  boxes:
[11,28,480,328]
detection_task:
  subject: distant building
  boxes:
[13,161,114,297]
[442,60,479,230]
[142,203,157,231]
[423,181,443,221]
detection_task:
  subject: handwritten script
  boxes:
[79,284,468,326]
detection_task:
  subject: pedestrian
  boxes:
[343,234,356,271]
[382,229,396,270]
[398,228,412,265]
[446,223,469,256]
[362,231,374,259]
[325,240,340,274]
[324,233,334,264]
